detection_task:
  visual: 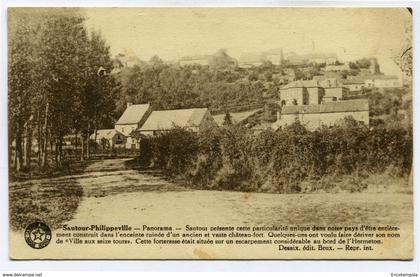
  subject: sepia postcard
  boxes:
[8,7,413,259]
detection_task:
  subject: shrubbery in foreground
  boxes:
[138,119,412,193]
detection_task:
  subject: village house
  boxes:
[275,78,369,131]
[342,77,366,92]
[139,108,218,135]
[319,78,349,102]
[115,103,152,149]
[90,129,126,149]
[279,80,324,106]
[272,99,369,131]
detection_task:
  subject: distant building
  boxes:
[238,62,263,69]
[325,64,350,72]
[275,77,369,130]
[285,52,337,65]
[239,50,338,67]
[238,52,264,68]
[343,77,366,92]
[139,108,218,135]
[279,80,324,106]
[273,99,369,131]
[115,103,152,149]
[90,129,126,149]
[179,55,211,66]
[180,50,237,68]
[364,75,402,88]
[261,48,284,65]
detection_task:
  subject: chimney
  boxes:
[127,102,133,108]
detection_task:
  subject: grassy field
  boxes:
[9,177,83,231]
[9,158,413,231]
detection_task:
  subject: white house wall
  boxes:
[280,110,369,131]
[115,124,137,137]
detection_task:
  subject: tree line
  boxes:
[8,9,118,172]
[114,60,277,116]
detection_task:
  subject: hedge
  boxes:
[138,119,412,193]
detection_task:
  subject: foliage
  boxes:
[114,63,267,115]
[393,22,412,78]
[138,122,412,194]
[8,9,119,172]
[367,87,411,128]
[208,48,237,69]
[9,178,83,231]
[222,111,233,126]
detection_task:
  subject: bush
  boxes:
[138,122,412,193]
[139,127,199,176]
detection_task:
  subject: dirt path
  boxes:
[10,158,413,230]
[65,158,412,228]
[9,158,413,259]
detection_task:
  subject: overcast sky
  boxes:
[85,8,411,75]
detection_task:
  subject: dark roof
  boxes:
[281,99,369,115]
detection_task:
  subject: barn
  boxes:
[139,108,218,135]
